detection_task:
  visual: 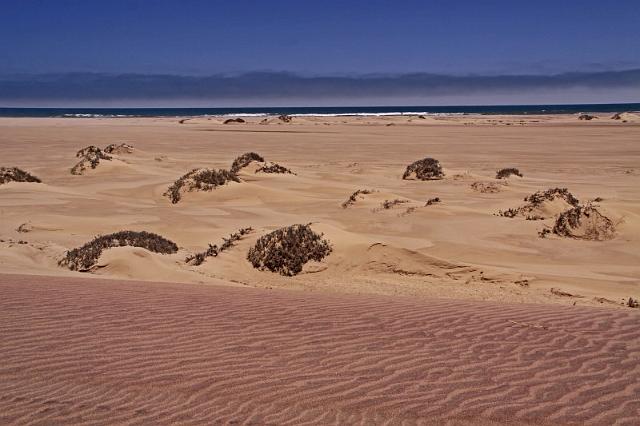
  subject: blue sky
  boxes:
[1,0,639,105]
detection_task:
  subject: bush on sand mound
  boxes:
[186,227,253,266]
[230,152,265,173]
[71,146,112,175]
[223,118,245,124]
[402,158,444,180]
[104,143,134,154]
[495,168,523,179]
[341,189,374,208]
[59,230,178,271]
[247,224,332,276]
[164,168,240,204]
[499,188,580,219]
[552,204,615,241]
[256,162,295,174]
[0,167,42,184]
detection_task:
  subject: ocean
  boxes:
[0,103,638,118]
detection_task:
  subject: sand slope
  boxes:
[1,273,638,425]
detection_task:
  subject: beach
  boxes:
[1,113,639,306]
[1,113,639,424]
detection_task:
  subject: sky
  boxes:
[1,0,639,106]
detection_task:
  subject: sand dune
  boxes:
[0,273,638,425]
[0,115,639,308]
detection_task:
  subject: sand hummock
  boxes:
[499,187,580,220]
[553,204,616,240]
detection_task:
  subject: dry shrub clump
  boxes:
[59,230,178,271]
[230,152,265,173]
[256,162,295,174]
[552,204,615,241]
[247,224,332,276]
[186,227,253,266]
[578,114,596,121]
[500,188,580,219]
[223,117,245,124]
[471,181,503,193]
[341,189,374,208]
[425,197,441,206]
[104,143,134,154]
[378,199,409,210]
[495,168,523,179]
[278,114,292,123]
[0,167,42,184]
[164,168,240,204]
[402,158,444,180]
[71,146,112,175]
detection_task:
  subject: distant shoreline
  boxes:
[1,103,638,118]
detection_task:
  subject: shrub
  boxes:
[380,199,409,210]
[524,188,580,208]
[0,167,42,184]
[230,152,265,173]
[104,143,134,154]
[499,188,580,219]
[341,189,374,208]
[495,168,523,179]
[256,162,295,174]
[278,114,292,123]
[552,204,615,241]
[164,168,240,204]
[578,114,596,120]
[247,224,332,276]
[425,197,441,206]
[402,158,444,180]
[628,298,639,308]
[223,118,245,124]
[471,181,502,193]
[71,146,112,175]
[59,230,178,271]
[186,227,253,265]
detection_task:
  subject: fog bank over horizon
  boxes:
[1,69,639,107]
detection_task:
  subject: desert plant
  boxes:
[164,168,240,204]
[104,143,134,154]
[278,114,292,123]
[186,227,253,265]
[524,188,580,208]
[341,189,374,208]
[425,197,441,206]
[59,230,178,271]
[223,118,245,124]
[0,167,42,184]
[495,168,523,179]
[578,114,596,120]
[552,204,615,241]
[247,224,332,276]
[256,162,295,174]
[230,152,265,173]
[628,298,639,308]
[402,158,444,180]
[380,199,409,210]
[71,146,112,175]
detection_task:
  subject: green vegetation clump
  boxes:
[402,158,444,180]
[0,167,41,184]
[59,230,178,271]
[230,152,265,173]
[247,224,332,276]
[495,168,523,179]
[164,168,240,204]
[186,227,253,266]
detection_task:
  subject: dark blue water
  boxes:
[0,103,638,118]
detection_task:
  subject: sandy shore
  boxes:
[1,113,639,307]
[1,273,639,425]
